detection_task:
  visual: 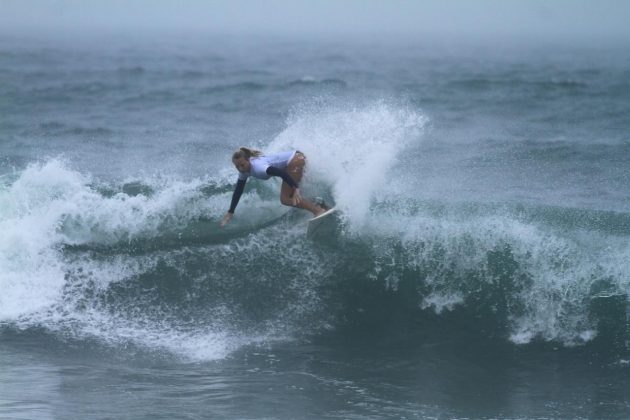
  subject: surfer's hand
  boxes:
[220,212,233,227]
[292,188,302,206]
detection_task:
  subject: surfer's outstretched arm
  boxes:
[220,178,246,227]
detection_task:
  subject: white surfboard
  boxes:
[306,207,338,239]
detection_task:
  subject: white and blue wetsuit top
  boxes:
[237,150,296,181]
[229,150,299,213]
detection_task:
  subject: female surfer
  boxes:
[220,147,327,227]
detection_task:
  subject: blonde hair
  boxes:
[232,146,262,161]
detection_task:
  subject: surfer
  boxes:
[220,147,327,227]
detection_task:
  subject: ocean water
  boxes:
[2,33,630,419]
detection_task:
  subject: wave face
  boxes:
[2,100,630,361]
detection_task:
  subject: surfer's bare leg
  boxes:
[281,184,323,216]
[280,153,325,216]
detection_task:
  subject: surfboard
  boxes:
[306,207,338,239]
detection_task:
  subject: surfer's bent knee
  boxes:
[287,153,306,183]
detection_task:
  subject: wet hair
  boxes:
[232,147,262,161]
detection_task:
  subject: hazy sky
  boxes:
[2,0,630,41]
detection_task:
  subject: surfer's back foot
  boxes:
[314,206,327,217]
[314,197,330,212]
